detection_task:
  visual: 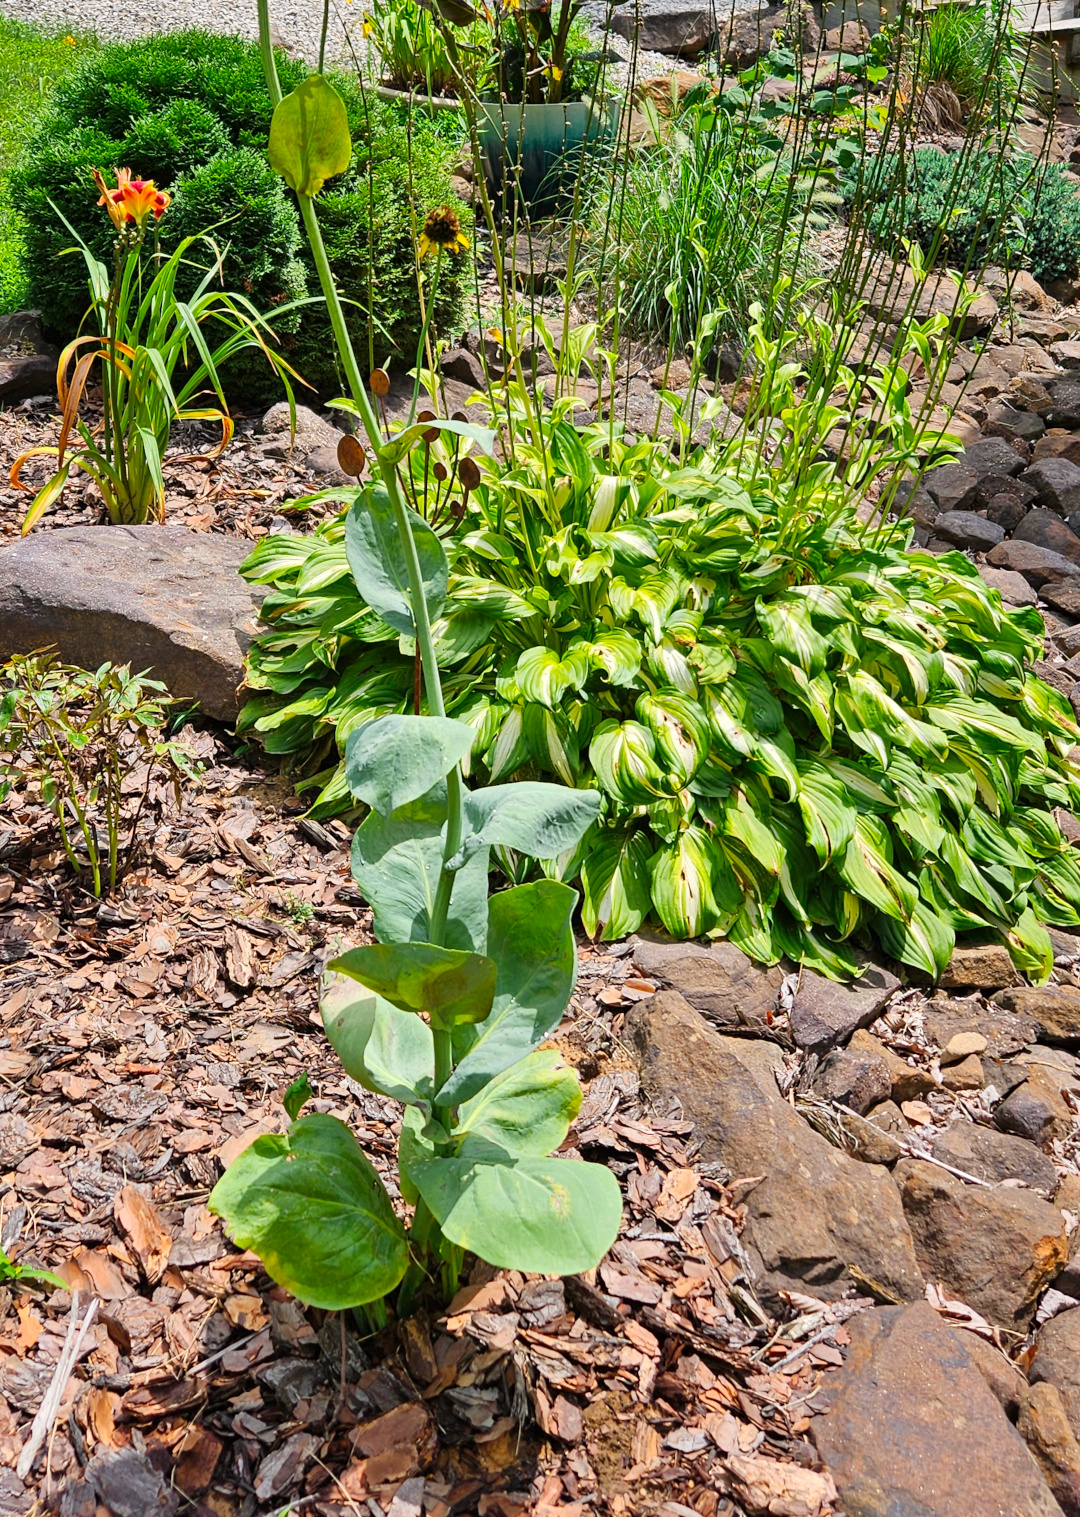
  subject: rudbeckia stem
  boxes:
[257,0,464,953]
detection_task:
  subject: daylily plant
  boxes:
[11,168,298,531]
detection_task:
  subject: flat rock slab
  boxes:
[812,1301,1062,1517]
[625,990,924,1306]
[0,526,265,721]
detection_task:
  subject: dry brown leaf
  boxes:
[12,1301,40,1357]
[114,1185,172,1284]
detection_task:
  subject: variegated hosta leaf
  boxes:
[590,719,671,805]
[637,691,712,784]
[580,828,653,940]
[649,826,729,939]
[516,645,591,708]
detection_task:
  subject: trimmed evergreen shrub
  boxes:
[843,147,1080,287]
[11,29,469,398]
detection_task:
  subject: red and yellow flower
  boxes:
[92,168,171,231]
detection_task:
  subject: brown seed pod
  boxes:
[451,410,468,423]
[433,462,448,481]
[336,434,367,477]
[417,409,437,423]
[458,456,482,493]
[370,369,390,397]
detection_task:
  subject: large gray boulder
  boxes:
[0,526,265,721]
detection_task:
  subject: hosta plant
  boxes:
[237,300,1080,981]
[209,26,621,1314]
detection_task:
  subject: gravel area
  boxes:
[0,0,360,64]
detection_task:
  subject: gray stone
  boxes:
[789,962,900,1055]
[895,1158,1068,1329]
[932,511,1006,552]
[985,494,1030,532]
[1043,379,1080,429]
[995,1081,1067,1146]
[850,1030,936,1103]
[979,565,1039,606]
[440,346,487,389]
[719,5,785,66]
[1031,1308,1080,1443]
[811,1301,1062,1517]
[1015,509,1080,564]
[629,932,781,1033]
[987,539,1080,586]
[0,354,54,404]
[811,1044,892,1114]
[0,526,265,721]
[860,260,998,340]
[965,435,1029,476]
[0,309,50,354]
[610,0,722,55]
[986,402,1047,445]
[304,442,352,484]
[625,990,923,1305]
[931,1121,1058,1193]
[925,462,981,511]
[1025,458,1080,515]
[923,1000,1038,1060]
[259,401,342,454]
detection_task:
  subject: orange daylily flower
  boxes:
[93,168,171,231]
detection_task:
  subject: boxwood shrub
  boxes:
[10,30,470,398]
[842,147,1080,287]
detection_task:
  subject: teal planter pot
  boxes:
[478,97,620,213]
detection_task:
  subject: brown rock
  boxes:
[837,1107,904,1165]
[958,1329,1030,1417]
[931,1121,1058,1194]
[896,1159,1068,1329]
[1032,1310,1080,1444]
[849,1029,936,1103]
[941,1053,985,1090]
[1036,434,1080,468]
[1019,1382,1080,1516]
[940,942,1018,989]
[788,962,900,1055]
[924,1000,1038,1059]
[629,933,781,1033]
[996,1075,1073,1146]
[811,1301,1062,1517]
[626,991,923,1305]
[987,539,1080,587]
[1014,510,1080,564]
[996,985,1080,1045]
[811,1044,892,1114]
[979,564,1039,605]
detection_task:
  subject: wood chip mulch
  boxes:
[0,721,859,1517]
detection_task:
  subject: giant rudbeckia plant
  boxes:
[10,167,300,531]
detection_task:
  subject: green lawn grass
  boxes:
[0,20,95,315]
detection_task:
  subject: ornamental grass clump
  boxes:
[9,166,295,530]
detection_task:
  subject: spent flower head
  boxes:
[418,206,470,259]
[93,168,171,232]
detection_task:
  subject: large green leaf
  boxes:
[581,827,653,940]
[330,943,496,1030]
[454,1050,581,1157]
[590,719,670,804]
[268,75,352,198]
[439,881,576,1106]
[345,715,474,816]
[350,785,490,951]
[637,691,711,783]
[410,1151,621,1273]
[209,1115,407,1309]
[321,973,434,1105]
[796,761,857,864]
[345,485,447,638]
[650,826,724,938]
[453,782,602,869]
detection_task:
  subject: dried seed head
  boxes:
[433,462,448,481]
[417,409,436,423]
[458,456,482,492]
[370,369,390,397]
[337,434,367,477]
